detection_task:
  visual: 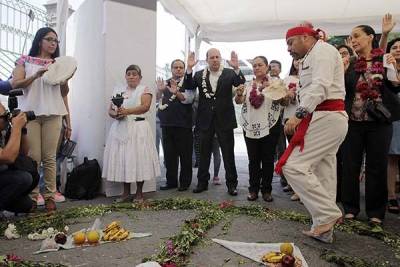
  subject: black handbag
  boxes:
[365,100,392,123]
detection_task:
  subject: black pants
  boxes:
[244,122,281,194]
[162,126,193,188]
[0,170,38,213]
[341,121,392,219]
[197,120,237,188]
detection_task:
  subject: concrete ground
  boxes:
[1,150,400,266]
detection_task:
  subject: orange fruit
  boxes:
[86,230,100,244]
[280,242,294,256]
[73,231,86,245]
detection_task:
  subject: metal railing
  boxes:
[0,0,49,80]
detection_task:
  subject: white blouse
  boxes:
[16,56,67,116]
[240,81,282,139]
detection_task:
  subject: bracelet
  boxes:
[66,127,72,131]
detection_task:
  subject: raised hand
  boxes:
[156,77,166,91]
[187,52,198,71]
[34,67,48,79]
[235,84,245,96]
[227,51,239,70]
[167,79,178,95]
[382,13,396,35]
[344,36,354,52]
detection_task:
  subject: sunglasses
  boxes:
[43,37,60,44]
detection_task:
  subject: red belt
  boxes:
[275,99,345,175]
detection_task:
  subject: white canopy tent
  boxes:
[160,0,400,42]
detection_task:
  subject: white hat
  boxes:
[263,79,287,100]
[42,56,77,85]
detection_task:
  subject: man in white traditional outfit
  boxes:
[275,25,348,243]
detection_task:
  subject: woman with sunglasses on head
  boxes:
[12,27,73,212]
[341,26,400,226]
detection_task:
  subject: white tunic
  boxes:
[298,40,346,112]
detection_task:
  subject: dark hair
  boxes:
[337,44,354,56]
[289,59,298,76]
[125,64,142,77]
[269,60,281,70]
[28,27,59,58]
[387,37,400,53]
[171,59,185,69]
[354,25,379,49]
[253,56,268,66]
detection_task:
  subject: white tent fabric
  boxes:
[160,0,400,41]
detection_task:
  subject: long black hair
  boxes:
[28,27,59,58]
[354,25,379,49]
[387,37,400,53]
[289,59,298,76]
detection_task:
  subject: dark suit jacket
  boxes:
[186,68,246,131]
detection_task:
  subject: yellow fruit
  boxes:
[73,231,86,245]
[280,242,294,256]
[86,230,100,244]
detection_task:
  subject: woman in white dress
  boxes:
[102,65,160,202]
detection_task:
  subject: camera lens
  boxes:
[25,111,36,121]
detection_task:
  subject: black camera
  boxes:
[7,89,36,121]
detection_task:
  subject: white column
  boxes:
[66,0,157,195]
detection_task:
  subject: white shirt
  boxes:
[17,56,67,116]
[298,40,346,113]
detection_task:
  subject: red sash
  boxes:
[275,99,345,175]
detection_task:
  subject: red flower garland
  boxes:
[249,76,268,109]
[355,48,385,101]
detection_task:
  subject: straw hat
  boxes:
[43,56,77,85]
[263,79,287,100]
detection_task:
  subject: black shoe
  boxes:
[178,187,188,191]
[160,184,177,190]
[192,185,208,193]
[227,186,238,196]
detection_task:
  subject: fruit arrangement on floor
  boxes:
[261,243,302,267]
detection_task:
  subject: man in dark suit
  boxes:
[186,49,246,195]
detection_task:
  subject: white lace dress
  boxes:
[102,84,160,183]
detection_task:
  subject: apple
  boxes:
[281,254,296,267]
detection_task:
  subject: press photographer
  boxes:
[0,102,38,214]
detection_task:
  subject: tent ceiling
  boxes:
[160,0,400,41]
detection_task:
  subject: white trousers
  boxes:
[282,111,348,227]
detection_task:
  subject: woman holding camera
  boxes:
[102,65,160,203]
[341,25,400,225]
[12,27,72,212]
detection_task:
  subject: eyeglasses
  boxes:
[42,37,60,44]
[339,51,350,58]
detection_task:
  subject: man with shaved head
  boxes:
[186,49,246,195]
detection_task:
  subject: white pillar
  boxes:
[66,0,157,195]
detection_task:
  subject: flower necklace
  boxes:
[249,76,268,109]
[158,77,184,110]
[202,64,224,98]
[355,48,385,101]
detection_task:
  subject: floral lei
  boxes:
[158,77,184,110]
[202,64,224,98]
[354,48,385,101]
[249,76,268,109]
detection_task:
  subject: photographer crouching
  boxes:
[0,102,38,214]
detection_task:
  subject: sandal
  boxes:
[388,199,400,214]
[302,228,334,243]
